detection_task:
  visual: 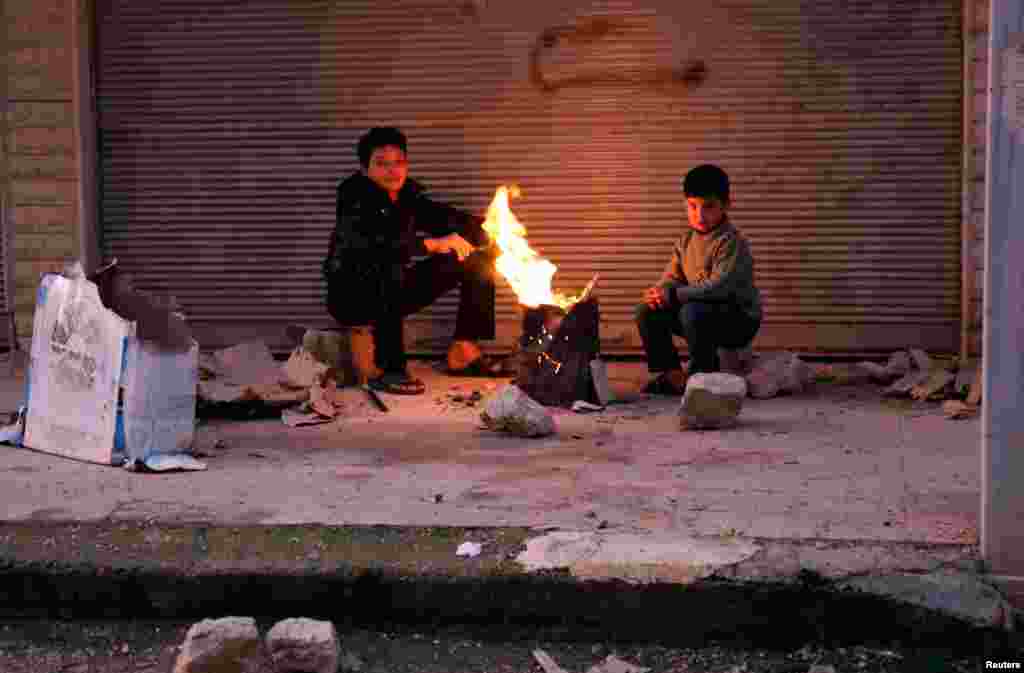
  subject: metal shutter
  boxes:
[96,0,962,355]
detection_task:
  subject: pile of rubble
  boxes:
[850,348,982,420]
[718,347,981,419]
[197,335,385,426]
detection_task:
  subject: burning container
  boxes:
[516,295,603,407]
[480,185,605,407]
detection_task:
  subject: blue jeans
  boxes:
[635,301,760,375]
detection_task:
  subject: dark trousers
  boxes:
[635,301,760,376]
[372,249,497,375]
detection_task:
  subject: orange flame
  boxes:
[482,186,581,310]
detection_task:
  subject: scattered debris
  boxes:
[680,373,746,430]
[884,351,912,378]
[856,360,892,383]
[943,400,979,420]
[909,369,956,401]
[310,369,345,419]
[456,541,483,558]
[532,648,651,673]
[123,455,207,472]
[533,649,571,673]
[281,405,334,428]
[480,385,557,437]
[282,346,330,389]
[339,651,366,672]
[587,654,652,673]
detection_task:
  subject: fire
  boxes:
[482,186,581,310]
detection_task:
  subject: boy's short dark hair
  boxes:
[357,127,408,168]
[682,164,730,202]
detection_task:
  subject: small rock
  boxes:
[265,617,340,673]
[172,616,268,673]
[680,373,746,429]
[433,493,444,504]
[480,385,556,437]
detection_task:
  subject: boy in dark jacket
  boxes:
[323,127,499,395]
[635,164,762,395]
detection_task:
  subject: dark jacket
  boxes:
[323,172,486,326]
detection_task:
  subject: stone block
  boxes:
[679,372,746,430]
[265,618,340,673]
[172,616,269,673]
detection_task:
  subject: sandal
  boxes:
[443,355,515,378]
[641,372,686,396]
[368,372,426,395]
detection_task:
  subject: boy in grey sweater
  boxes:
[635,164,762,395]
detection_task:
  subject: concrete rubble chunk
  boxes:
[680,373,746,429]
[884,351,912,378]
[744,352,814,399]
[517,531,761,584]
[839,571,1015,630]
[480,384,556,437]
[908,348,932,373]
[265,618,340,673]
[172,616,269,673]
[909,369,956,401]
[883,369,931,397]
[856,360,894,383]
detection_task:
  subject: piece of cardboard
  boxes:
[118,338,199,461]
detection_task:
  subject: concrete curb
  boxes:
[1,521,1020,656]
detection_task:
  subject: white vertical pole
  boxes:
[981,0,1024,595]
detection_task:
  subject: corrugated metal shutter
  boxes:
[96,0,962,355]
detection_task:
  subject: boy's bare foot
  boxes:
[446,340,483,372]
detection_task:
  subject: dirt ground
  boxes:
[0,618,993,673]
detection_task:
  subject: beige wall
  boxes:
[1,0,992,356]
[4,0,82,342]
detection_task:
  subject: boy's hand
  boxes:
[643,286,666,308]
[427,233,475,261]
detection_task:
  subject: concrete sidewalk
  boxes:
[0,357,1017,647]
